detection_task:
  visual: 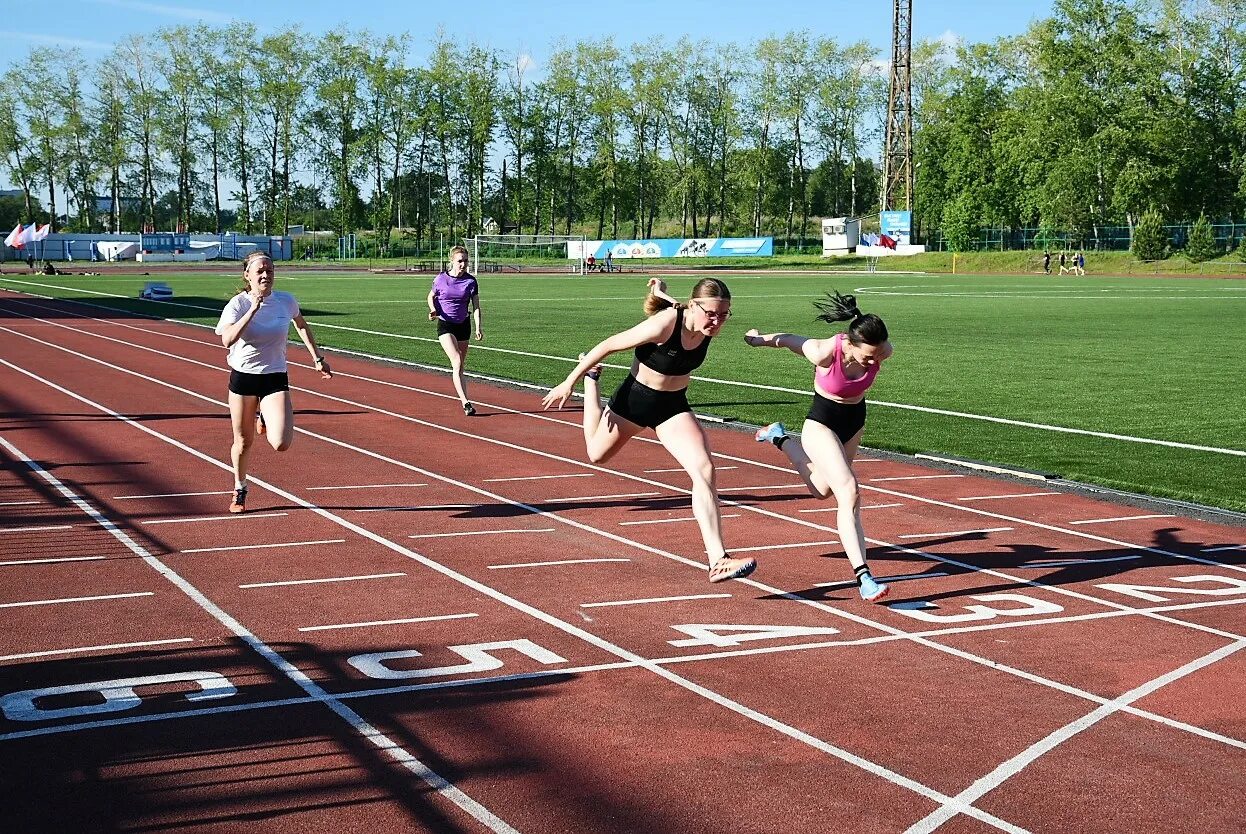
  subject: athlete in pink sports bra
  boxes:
[744,290,893,602]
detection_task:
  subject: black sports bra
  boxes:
[634,306,711,376]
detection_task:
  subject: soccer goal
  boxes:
[466,234,587,275]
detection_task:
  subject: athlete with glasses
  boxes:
[428,245,483,416]
[746,290,893,602]
[542,277,756,584]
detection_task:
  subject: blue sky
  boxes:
[1,0,1055,75]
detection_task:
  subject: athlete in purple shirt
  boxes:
[427,245,483,415]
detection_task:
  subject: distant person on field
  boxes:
[428,244,483,416]
[746,291,894,603]
[215,251,332,514]
[586,253,597,272]
[1058,252,1069,275]
[1042,250,1051,274]
[605,250,615,272]
[542,277,755,584]
[1075,251,1085,275]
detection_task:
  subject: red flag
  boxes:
[4,224,23,248]
[878,233,897,250]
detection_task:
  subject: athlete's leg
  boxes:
[438,332,470,406]
[257,389,295,452]
[655,411,728,564]
[229,392,259,487]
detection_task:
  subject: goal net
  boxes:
[467,234,586,275]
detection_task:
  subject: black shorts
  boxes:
[437,318,471,341]
[807,392,867,444]
[606,374,692,429]
[228,370,290,399]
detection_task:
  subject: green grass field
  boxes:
[6,268,1245,513]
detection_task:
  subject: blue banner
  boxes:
[587,237,773,259]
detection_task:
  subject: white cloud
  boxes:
[88,0,236,25]
[0,30,114,50]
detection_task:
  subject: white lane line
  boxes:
[869,474,964,482]
[142,512,288,525]
[799,503,902,513]
[646,466,737,473]
[1203,545,1245,553]
[1068,514,1176,525]
[734,540,839,553]
[0,500,42,506]
[0,591,153,609]
[620,514,741,526]
[408,528,554,539]
[299,613,478,632]
[0,637,194,661]
[239,572,407,589]
[905,638,1246,834]
[305,483,429,491]
[115,490,232,499]
[483,473,595,483]
[718,483,807,492]
[180,539,347,554]
[0,422,519,834]
[581,593,731,608]
[816,571,951,588]
[897,527,1014,539]
[488,558,632,569]
[0,524,73,533]
[355,503,477,512]
[546,491,663,502]
[0,555,107,566]
[1023,555,1142,568]
[958,492,1060,502]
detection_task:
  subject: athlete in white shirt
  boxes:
[215,251,332,513]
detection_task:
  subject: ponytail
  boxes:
[813,290,888,345]
[644,277,731,316]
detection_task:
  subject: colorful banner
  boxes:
[574,237,773,259]
[880,211,912,246]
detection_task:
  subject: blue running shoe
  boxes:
[755,422,787,444]
[858,572,890,602]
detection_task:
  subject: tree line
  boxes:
[1,0,1242,252]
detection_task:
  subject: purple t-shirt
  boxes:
[431,271,478,324]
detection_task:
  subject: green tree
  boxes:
[1184,213,1218,262]
[1132,208,1168,260]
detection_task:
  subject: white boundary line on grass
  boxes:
[3,282,1243,458]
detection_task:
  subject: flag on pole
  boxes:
[19,224,38,246]
[878,233,897,250]
[33,223,50,241]
[4,224,23,248]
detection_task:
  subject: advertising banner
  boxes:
[573,237,773,259]
[879,211,912,246]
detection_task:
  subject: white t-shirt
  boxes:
[215,290,301,374]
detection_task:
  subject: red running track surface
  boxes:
[0,291,1243,833]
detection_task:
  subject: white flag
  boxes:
[32,223,50,241]
[4,224,22,248]
[19,224,37,245]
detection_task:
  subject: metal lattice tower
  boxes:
[882,0,913,212]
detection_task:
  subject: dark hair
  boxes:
[813,290,888,345]
[644,277,731,316]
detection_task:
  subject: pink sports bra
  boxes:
[814,333,880,399]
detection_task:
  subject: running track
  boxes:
[0,290,1243,833]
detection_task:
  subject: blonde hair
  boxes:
[236,250,274,293]
[643,277,731,317]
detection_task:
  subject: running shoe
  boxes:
[754,422,787,444]
[463,402,477,416]
[708,555,758,583]
[228,486,248,514]
[858,572,890,602]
